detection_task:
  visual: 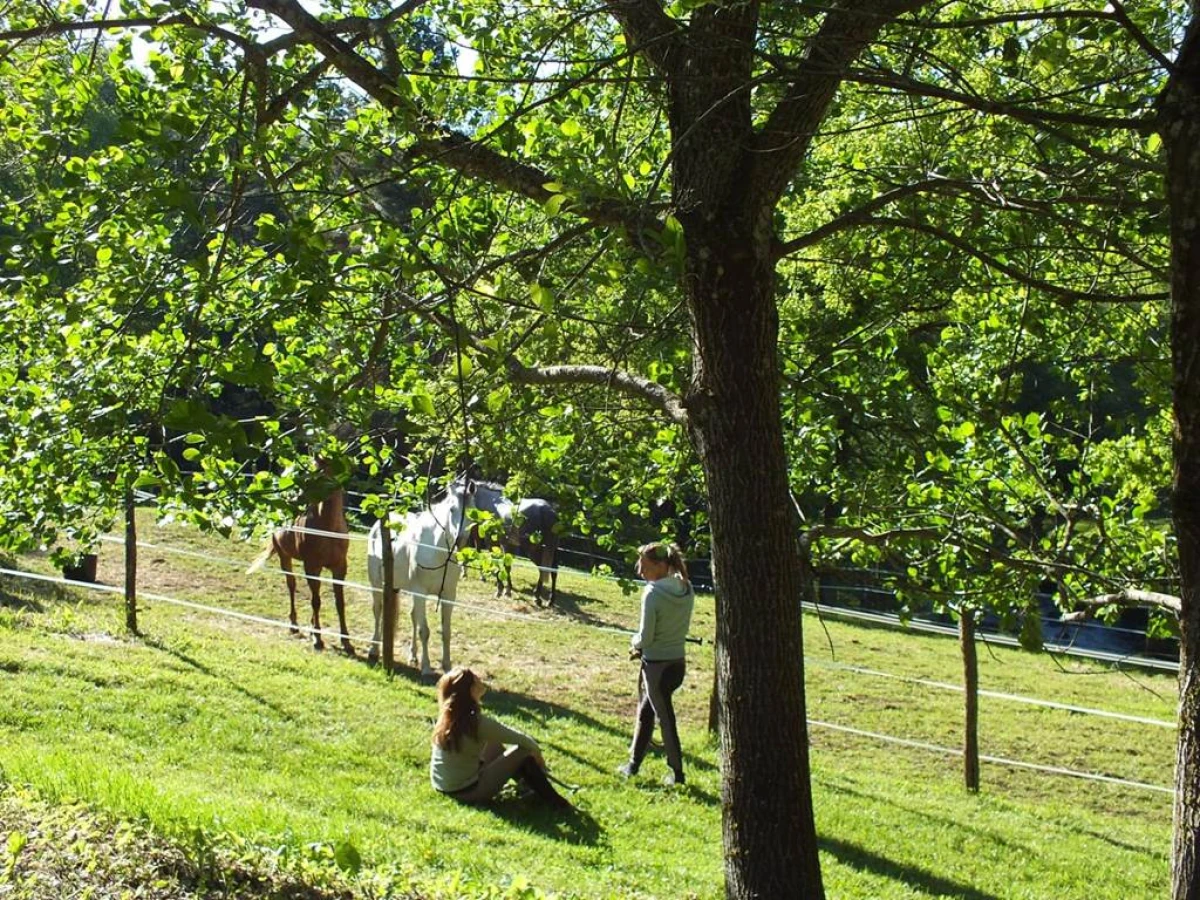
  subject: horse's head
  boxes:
[448,474,478,549]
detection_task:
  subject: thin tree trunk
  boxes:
[1165,16,1200,898]
[960,609,980,792]
[124,479,138,635]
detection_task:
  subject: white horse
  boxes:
[366,477,477,675]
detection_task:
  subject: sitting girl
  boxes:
[430,666,571,810]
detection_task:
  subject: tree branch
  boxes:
[393,289,690,427]
[248,0,662,240]
[819,215,1168,304]
[1062,588,1181,620]
[509,363,690,427]
[845,66,1157,133]
[751,0,935,206]
[604,0,684,79]
[259,0,432,55]
[775,175,1168,279]
[1107,0,1174,74]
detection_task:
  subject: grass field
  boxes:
[0,509,1177,898]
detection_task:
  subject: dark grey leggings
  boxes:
[630,658,686,772]
[445,744,533,803]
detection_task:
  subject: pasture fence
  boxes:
[808,719,1172,794]
[0,543,1177,797]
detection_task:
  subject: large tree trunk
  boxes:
[1165,15,1200,900]
[685,225,823,899]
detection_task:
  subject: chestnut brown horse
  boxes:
[248,483,353,653]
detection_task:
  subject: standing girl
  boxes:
[619,541,695,786]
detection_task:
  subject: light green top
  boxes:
[430,714,539,792]
[631,575,695,661]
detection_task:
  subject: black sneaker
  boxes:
[617,761,639,778]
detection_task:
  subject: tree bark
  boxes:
[960,609,980,792]
[708,660,720,734]
[684,224,823,899]
[1165,14,1200,900]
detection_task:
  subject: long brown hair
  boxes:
[638,541,690,588]
[432,666,481,751]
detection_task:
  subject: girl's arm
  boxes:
[631,586,655,650]
[479,714,540,751]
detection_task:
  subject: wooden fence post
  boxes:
[124,479,138,635]
[960,607,980,792]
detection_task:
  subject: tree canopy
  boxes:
[0,3,1190,898]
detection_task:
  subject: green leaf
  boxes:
[530,282,555,311]
[411,393,435,417]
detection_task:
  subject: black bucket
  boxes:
[62,553,99,583]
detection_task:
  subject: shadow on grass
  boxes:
[1061,822,1169,861]
[489,683,718,779]
[819,835,1003,900]
[622,776,719,804]
[542,588,638,635]
[0,554,77,614]
[141,636,293,718]
[484,793,606,845]
[364,658,717,789]
[821,778,1027,853]
[0,583,46,613]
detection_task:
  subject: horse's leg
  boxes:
[532,546,548,607]
[331,564,353,655]
[538,535,559,607]
[439,598,453,674]
[367,585,383,666]
[546,544,558,607]
[411,593,431,674]
[280,555,300,634]
[500,539,514,598]
[304,559,324,651]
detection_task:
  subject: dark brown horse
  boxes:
[248,483,353,653]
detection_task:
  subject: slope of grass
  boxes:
[0,510,1175,898]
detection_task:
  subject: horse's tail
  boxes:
[246,537,277,574]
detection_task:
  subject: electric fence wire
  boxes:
[0,563,1172,795]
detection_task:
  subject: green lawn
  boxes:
[0,511,1175,898]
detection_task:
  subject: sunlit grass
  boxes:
[0,510,1175,898]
